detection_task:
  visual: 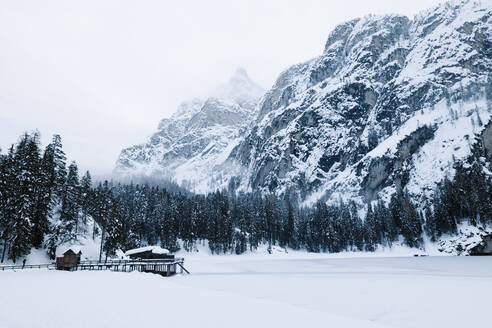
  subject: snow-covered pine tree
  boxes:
[103,197,123,260]
[378,200,397,246]
[88,181,116,261]
[363,204,377,252]
[0,146,16,262]
[31,141,59,248]
[9,133,42,262]
[160,195,180,253]
[59,161,81,241]
[0,150,5,261]
[42,135,69,258]
[285,200,296,249]
[43,134,67,202]
[399,194,423,248]
[79,170,92,228]
[349,201,364,251]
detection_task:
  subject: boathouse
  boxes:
[124,246,175,260]
[56,248,82,270]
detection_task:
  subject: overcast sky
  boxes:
[0,0,446,177]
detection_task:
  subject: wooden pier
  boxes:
[59,258,189,276]
[1,258,189,276]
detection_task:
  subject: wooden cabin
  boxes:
[124,246,174,260]
[56,249,82,270]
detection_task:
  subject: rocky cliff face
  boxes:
[114,69,264,192]
[228,0,492,204]
[115,0,491,205]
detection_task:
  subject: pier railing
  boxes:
[78,258,184,266]
[72,258,187,275]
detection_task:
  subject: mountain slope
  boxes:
[227,0,492,205]
[114,69,264,192]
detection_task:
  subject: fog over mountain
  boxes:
[117,0,492,208]
[0,0,446,176]
[114,68,265,191]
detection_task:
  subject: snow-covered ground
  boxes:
[1,254,491,328]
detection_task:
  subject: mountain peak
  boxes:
[232,67,249,80]
[213,68,265,107]
[114,67,265,188]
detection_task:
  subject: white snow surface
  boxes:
[1,254,492,328]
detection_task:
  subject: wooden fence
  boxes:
[0,263,54,271]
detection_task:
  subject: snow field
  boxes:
[1,255,492,328]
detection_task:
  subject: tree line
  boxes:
[0,133,93,262]
[0,131,491,262]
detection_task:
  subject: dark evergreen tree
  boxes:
[399,195,423,248]
[45,135,67,200]
[0,146,15,262]
[59,162,81,241]
[363,204,377,251]
[103,197,124,259]
[283,200,296,249]
[9,133,42,262]
[79,171,92,228]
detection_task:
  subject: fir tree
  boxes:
[363,204,377,251]
[399,195,423,248]
[79,171,92,228]
[59,162,81,241]
[103,197,124,259]
[9,133,42,262]
[0,146,15,262]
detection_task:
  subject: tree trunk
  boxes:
[92,222,97,240]
[98,225,105,262]
[1,239,8,263]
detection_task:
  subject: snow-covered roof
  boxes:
[58,246,83,255]
[124,246,170,256]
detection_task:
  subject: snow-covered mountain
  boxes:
[114,69,264,192]
[116,0,491,206]
[225,0,492,205]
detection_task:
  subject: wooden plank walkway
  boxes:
[60,258,188,276]
[1,258,189,276]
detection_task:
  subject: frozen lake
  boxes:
[1,255,491,328]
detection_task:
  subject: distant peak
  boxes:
[233,67,249,80]
[212,67,265,104]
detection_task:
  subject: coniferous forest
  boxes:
[0,131,491,263]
